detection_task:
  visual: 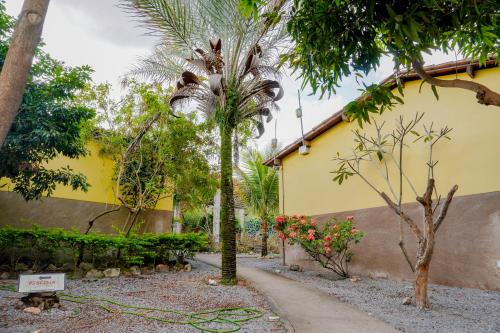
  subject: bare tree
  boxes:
[0,0,50,146]
[333,113,458,309]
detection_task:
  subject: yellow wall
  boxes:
[280,67,500,216]
[1,141,173,211]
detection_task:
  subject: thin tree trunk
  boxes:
[415,261,430,309]
[261,217,268,257]
[282,239,286,265]
[220,126,237,284]
[125,210,141,237]
[0,0,50,146]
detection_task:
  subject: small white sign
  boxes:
[18,273,65,293]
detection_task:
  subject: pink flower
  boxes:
[351,228,358,234]
[310,218,316,226]
[346,215,354,221]
[333,233,339,238]
[289,231,297,239]
[292,214,298,219]
[275,216,285,224]
[324,246,332,254]
[278,232,285,240]
[306,229,315,240]
[324,235,332,242]
[300,219,306,225]
[333,224,338,229]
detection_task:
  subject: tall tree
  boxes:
[79,82,217,236]
[0,5,94,200]
[0,0,50,146]
[122,0,288,283]
[238,146,279,257]
[286,0,500,117]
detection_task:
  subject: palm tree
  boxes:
[238,146,279,257]
[122,0,287,283]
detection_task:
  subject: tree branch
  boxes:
[380,192,423,240]
[434,185,459,232]
[85,206,121,234]
[411,59,500,107]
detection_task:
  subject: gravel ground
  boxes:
[0,260,287,333]
[237,256,500,333]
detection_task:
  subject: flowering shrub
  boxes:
[274,215,364,277]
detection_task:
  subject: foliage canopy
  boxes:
[0,4,94,200]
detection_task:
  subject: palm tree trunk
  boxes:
[0,0,50,146]
[261,217,268,257]
[220,125,237,284]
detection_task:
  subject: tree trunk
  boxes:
[415,262,430,309]
[261,217,268,257]
[0,0,50,146]
[220,126,237,284]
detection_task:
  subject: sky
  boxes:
[6,0,455,149]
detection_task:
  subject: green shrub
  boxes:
[274,215,364,278]
[244,217,276,237]
[0,226,209,272]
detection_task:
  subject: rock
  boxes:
[289,264,303,272]
[85,269,104,279]
[71,269,84,279]
[103,268,120,278]
[140,267,155,275]
[31,330,42,333]
[22,292,60,310]
[268,315,280,322]
[274,269,281,274]
[15,263,29,272]
[129,266,141,276]
[155,264,169,273]
[0,272,10,280]
[61,262,74,272]
[23,307,41,315]
[46,264,58,272]
[208,279,218,286]
[83,278,98,282]
[349,276,362,283]
[183,263,192,272]
[79,262,94,272]
[402,297,412,305]
[372,271,389,279]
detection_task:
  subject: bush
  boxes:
[0,226,209,272]
[274,215,364,277]
[244,217,276,237]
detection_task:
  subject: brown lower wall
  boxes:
[0,192,172,234]
[284,191,500,290]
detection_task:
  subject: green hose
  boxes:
[0,285,263,333]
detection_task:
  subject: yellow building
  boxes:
[0,141,173,234]
[265,59,500,290]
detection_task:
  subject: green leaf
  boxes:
[431,85,439,100]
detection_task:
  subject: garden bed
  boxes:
[237,256,500,333]
[0,260,286,333]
